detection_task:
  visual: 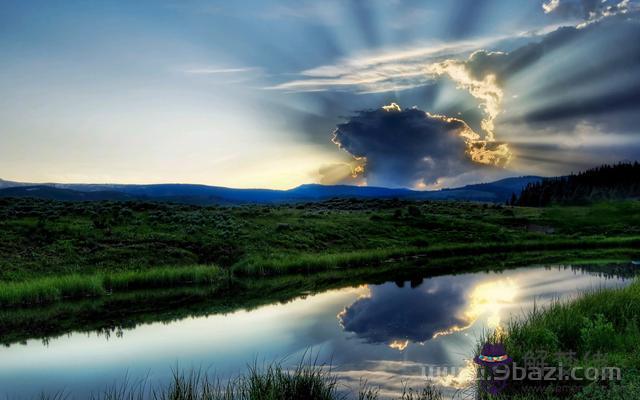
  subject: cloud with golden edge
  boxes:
[331,102,511,186]
[426,59,502,141]
[388,340,409,351]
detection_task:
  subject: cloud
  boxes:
[331,103,510,187]
[432,12,640,163]
[524,83,640,122]
[274,5,640,181]
[542,0,562,14]
[426,56,504,140]
[338,277,472,345]
[268,37,524,161]
[495,13,640,125]
[266,33,518,94]
[542,0,634,21]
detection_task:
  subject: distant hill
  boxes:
[516,162,640,206]
[427,176,543,202]
[0,179,28,189]
[0,176,542,205]
[0,186,136,202]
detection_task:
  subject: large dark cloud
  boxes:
[464,13,637,84]
[462,26,579,84]
[331,104,508,187]
[338,276,475,345]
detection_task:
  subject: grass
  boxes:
[2,239,636,309]
[2,197,639,282]
[233,237,640,276]
[36,361,444,400]
[1,198,638,397]
[478,279,640,399]
[0,274,105,307]
[157,362,342,400]
[0,197,639,341]
[103,265,224,291]
[0,265,224,307]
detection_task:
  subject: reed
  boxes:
[36,362,444,400]
[0,265,223,307]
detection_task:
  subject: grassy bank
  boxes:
[1,242,637,309]
[0,265,223,307]
[480,279,640,399]
[233,237,640,275]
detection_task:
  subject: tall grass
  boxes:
[0,265,223,307]
[234,237,640,276]
[0,274,105,307]
[103,266,223,291]
[477,279,640,399]
[2,236,638,306]
[36,362,445,400]
[155,362,342,400]
[233,248,422,276]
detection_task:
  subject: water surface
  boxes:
[0,265,634,398]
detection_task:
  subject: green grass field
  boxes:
[0,198,639,307]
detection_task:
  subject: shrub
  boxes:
[580,314,616,352]
[407,205,422,217]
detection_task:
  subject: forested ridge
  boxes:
[515,162,640,206]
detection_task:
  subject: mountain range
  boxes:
[0,176,543,205]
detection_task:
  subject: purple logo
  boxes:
[474,343,512,395]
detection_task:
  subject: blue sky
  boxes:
[1,0,639,188]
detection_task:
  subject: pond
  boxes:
[0,265,635,399]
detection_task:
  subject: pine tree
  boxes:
[515,162,640,206]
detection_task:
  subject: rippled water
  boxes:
[0,265,634,399]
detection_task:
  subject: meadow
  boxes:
[0,197,639,308]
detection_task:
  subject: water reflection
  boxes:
[338,275,520,350]
[338,276,473,346]
[0,264,635,399]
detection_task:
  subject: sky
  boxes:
[1,0,639,189]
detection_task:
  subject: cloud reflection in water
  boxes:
[337,275,519,350]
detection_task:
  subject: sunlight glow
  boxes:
[433,277,519,339]
[432,359,477,389]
